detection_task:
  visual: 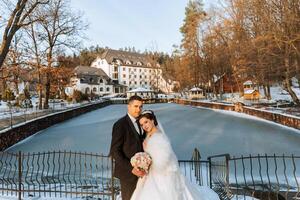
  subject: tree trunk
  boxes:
[0,28,18,69]
[284,57,300,106]
[284,77,299,105]
[267,83,271,100]
[39,87,43,109]
[263,85,268,99]
[44,49,53,109]
[43,72,50,109]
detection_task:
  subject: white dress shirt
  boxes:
[128,113,141,135]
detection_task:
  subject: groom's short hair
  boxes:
[128,95,143,104]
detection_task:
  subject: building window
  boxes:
[99,79,103,83]
[123,74,126,78]
[145,75,147,79]
[134,68,137,72]
[139,69,141,72]
[93,88,97,92]
[140,75,142,79]
[140,81,143,85]
[114,66,118,71]
[100,87,103,92]
[123,81,126,84]
[123,67,126,71]
[129,75,131,78]
[106,87,110,92]
[134,75,137,78]
[145,82,148,85]
[129,81,132,84]
[134,81,137,84]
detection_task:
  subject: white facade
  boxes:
[91,57,171,93]
[66,77,113,96]
[65,66,114,97]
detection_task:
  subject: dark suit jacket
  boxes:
[109,114,145,180]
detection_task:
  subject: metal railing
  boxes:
[0,149,209,199]
[208,153,300,200]
[0,151,115,200]
[1,149,299,200]
[178,148,211,187]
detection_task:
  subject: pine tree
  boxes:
[180,0,206,87]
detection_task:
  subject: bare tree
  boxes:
[22,18,46,109]
[33,0,86,109]
[0,0,48,69]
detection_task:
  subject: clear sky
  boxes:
[70,0,216,54]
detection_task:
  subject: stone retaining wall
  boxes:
[0,101,111,151]
[175,99,300,130]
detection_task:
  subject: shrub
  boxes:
[72,90,89,102]
[3,88,15,101]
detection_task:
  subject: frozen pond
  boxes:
[6,103,300,159]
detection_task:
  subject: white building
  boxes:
[65,66,114,97]
[91,49,175,93]
[127,87,155,99]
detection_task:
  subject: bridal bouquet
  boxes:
[130,152,152,173]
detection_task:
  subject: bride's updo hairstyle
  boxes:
[138,110,158,126]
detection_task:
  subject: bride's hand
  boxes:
[132,167,146,177]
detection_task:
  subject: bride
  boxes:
[130,110,220,200]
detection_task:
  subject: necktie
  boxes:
[135,120,142,135]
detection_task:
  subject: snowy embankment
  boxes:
[0,98,101,120]
[197,83,300,118]
[198,106,300,133]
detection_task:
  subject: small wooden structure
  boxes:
[188,87,204,99]
[243,89,260,100]
[243,81,260,100]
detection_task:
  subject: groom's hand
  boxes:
[132,167,146,177]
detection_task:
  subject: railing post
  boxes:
[208,157,212,189]
[18,151,22,200]
[111,157,115,200]
[225,154,230,186]
[225,154,231,198]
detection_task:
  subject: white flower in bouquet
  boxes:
[130,152,152,173]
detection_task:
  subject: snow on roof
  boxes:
[127,87,154,93]
[243,80,253,85]
[189,87,203,92]
[244,89,256,94]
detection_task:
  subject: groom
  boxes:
[109,95,146,200]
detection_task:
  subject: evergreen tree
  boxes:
[180,0,206,87]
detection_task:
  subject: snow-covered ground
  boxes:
[219,85,300,105]
[0,98,103,121]
[193,84,300,118]
[0,197,83,200]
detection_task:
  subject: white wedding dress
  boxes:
[130,128,220,200]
